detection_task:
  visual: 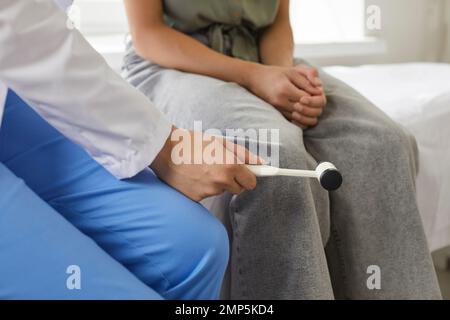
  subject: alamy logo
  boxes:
[366,5,382,31]
[366,265,381,290]
[66,265,81,290]
[170,121,280,167]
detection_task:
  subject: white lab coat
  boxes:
[0,0,172,179]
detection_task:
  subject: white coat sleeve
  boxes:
[0,0,172,179]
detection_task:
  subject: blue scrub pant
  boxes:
[0,90,229,299]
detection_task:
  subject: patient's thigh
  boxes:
[141,68,326,176]
[138,68,291,132]
[302,67,417,169]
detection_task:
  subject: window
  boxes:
[74,0,128,35]
[71,0,379,68]
[71,0,128,70]
[290,0,366,44]
[75,0,366,42]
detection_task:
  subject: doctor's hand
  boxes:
[150,128,261,202]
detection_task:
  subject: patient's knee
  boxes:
[277,127,311,169]
[358,122,418,174]
[378,124,415,156]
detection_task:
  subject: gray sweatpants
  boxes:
[122,51,442,300]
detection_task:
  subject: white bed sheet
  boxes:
[324,63,450,251]
[202,63,450,252]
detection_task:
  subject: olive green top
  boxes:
[163,0,280,62]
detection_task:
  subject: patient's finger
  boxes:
[294,103,324,117]
[281,110,294,121]
[284,82,310,104]
[289,71,322,95]
[280,111,307,129]
[291,119,307,130]
[295,65,323,87]
[284,98,306,112]
[292,112,319,127]
[300,95,327,108]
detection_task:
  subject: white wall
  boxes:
[443,0,450,62]
[309,0,449,66]
[366,0,436,63]
[78,0,448,68]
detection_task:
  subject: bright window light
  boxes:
[290,0,366,44]
[75,0,128,35]
[74,0,366,43]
